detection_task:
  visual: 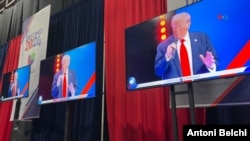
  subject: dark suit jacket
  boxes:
[155,32,219,79]
[8,81,20,97]
[51,69,78,98]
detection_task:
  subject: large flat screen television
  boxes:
[125,0,250,90]
[37,42,96,104]
[0,65,31,101]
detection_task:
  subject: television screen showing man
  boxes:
[8,72,20,97]
[154,12,219,80]
[51,54,78,99]
[37,42,96,105]
[0,65,30,101]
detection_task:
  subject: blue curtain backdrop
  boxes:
[0,43,9,79]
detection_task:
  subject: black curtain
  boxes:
[0,7,12,45]
[0,0,38,46]
[31,0,104,141]
[8,0,22,39]
[207,105,250,124]
[0,0,85,46]
[38,0,81,16]
[22,0,39,22]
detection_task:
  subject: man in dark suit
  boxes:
[51,54,78,98]
[155,12,218,79]
[8,72,20,97]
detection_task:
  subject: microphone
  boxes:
[172,39,178,59]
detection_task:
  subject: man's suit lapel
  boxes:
[168,36,182,76]
[173,53,182,76]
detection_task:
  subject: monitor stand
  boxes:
[14,99,21,120]
[170,83,196,141]
[64,102,71,141]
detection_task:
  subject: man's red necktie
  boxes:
[180,39,191,76]
[62,73,67,98]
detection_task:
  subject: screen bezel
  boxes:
[0,65,31,101]
[125,0,250,91]
[37,42,96,105]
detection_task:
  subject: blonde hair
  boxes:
[171,12,191,24]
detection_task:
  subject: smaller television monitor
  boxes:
[0,65,31,102]
[38,42,96,105]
